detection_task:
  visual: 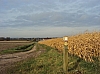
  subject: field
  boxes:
[0,41,35,74]
[7,43,100,74]
[0,32,100,74]
[0,41,35,55]
[39,32,100,62]
[0,41,32,51]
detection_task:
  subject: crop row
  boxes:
[39,32,100,62]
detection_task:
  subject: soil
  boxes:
[0,46,45,74]
[0,41,32,51]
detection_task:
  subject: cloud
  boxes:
[1,11,100,28]
[0,26,99,37]
[0,0,100,37]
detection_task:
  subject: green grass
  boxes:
[79,57,100,74]
[0,43,35,54]
[7,44,100,74]
[35,43,53,51]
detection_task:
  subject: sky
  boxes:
[0,0,100,38]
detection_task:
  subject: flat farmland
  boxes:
[0,41,32,51]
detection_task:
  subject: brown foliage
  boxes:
[39,32,100,62]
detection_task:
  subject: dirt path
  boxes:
[0,45,45,74]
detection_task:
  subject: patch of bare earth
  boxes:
[0,46,45,74]
[0,41,32,51]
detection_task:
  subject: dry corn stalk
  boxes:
[39,32,100,62]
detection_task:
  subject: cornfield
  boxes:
[39,32,100,62]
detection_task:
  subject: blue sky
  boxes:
[0,0,100,37]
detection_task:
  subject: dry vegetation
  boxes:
[0,41,32,51]
[39,32,100,62]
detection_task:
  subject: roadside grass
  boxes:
[0,43,35,54]
[8,43,100,74]
[35,43,52,52]
[79,57,100,74]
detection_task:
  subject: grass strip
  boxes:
[0,43,35,54]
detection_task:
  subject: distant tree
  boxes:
[0,37,5,41]
[6,37,10,41]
